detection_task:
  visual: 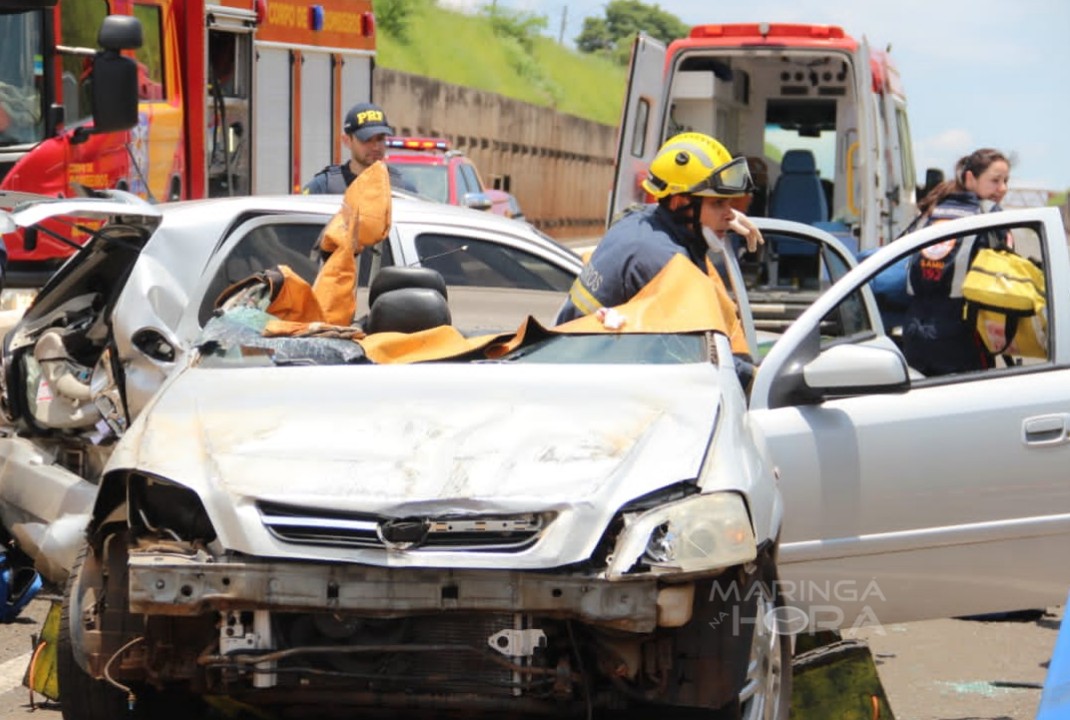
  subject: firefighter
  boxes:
[302,102,415,194]
[554,132,762,378]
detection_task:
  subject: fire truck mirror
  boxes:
[91,52,139,134]
[98,15,143,52]
[87,15,142,135]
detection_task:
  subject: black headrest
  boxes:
[368,266,448,308]
[366,287,452,335]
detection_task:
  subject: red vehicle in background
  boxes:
[0,0,376,288]
[386,136,524,221]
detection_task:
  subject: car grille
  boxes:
[259,502,549,552]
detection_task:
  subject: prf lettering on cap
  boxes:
[358,110,384,124]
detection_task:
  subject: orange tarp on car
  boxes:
[357,254,732,364]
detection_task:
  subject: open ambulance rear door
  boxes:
[609,34,666,225]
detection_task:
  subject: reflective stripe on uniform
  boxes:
[567,277,603,316]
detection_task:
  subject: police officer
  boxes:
[555,132,761,372]
[302,101,415,194]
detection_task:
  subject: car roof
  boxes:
[154,193,579,262]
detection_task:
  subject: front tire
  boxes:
[738,564,792,720]
[56,542,130,720]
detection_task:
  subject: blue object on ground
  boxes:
[0,553,42,623]
[1037,591,1070,719]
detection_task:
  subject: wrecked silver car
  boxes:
[61,291,787,718]
[0,191,580,582]
[0,195,787,718]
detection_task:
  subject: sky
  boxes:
[440,0,1070,193]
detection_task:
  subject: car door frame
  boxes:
[715,217,871,360]
[748,206,1070,629]
[0,199,163,429]
[176,212,335,348]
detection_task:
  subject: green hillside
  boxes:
[375,2,627,126]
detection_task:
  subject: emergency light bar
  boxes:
[386,137,450,151]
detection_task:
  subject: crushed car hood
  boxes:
[111,361,724,568]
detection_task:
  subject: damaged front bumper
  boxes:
[128,551,673,633]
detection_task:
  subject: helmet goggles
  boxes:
[687,156,753,197]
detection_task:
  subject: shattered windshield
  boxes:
[195,310,711,368]
[493,333,708,365]
[0,10,46,145]
[196,311,369,368]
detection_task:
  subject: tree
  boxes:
[575,0,689,64]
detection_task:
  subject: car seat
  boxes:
[769,149,828,224]
[767,149,827,285]
[365,266,451,334]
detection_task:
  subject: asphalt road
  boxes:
[0,594,1060,719]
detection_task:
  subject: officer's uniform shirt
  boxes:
[302,163,415,194]
[555,204,749,355]
[903,191,999,375]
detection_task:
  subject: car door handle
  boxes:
[1022,414,1070,446]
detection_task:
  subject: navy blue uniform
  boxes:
[302,163,415,194]
[902,192,1001,375]
[555,204,749,355]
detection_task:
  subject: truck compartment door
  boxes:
[253,47,292,194]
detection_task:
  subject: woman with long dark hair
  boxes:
[902,148,1011,376]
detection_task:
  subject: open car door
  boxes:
[608,34,666,224]
[0,197,162,582]
[716,218,866,361]
[748,207,1070,630]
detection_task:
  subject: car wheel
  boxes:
[56,543,129,720]
[57,538,205,720]
[739,564,792,720]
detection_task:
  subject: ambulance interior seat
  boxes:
[767,149,825,285]
[769,149,828,225]
[365,266,452,334]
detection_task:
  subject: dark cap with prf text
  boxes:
[343,102,394,141]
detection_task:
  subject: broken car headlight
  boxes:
[128,474,217,543]
[606,492,756,580]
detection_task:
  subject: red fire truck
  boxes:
[0,0,376,286]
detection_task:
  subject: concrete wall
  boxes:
[375,68,617,240]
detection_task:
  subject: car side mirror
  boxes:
[802,343,910,399]
[462,192,493,212]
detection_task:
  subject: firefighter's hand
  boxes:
[729,210,764,253]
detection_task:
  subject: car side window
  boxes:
[198,222,324,326]
[731,229,857,343]
[414,234,574,291]
[825,220,1050,379]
